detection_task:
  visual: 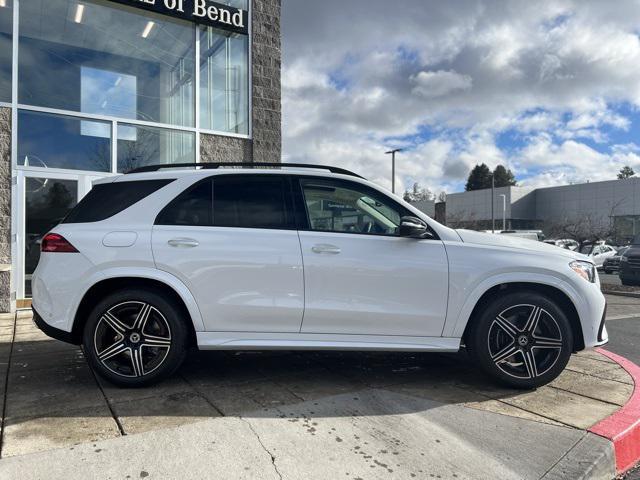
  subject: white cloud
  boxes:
[281,0,640,194]
[411,70,473,98]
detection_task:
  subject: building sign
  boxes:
[107,0,248,35]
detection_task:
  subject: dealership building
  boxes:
[443,177,640,242]
[0,0,281,311]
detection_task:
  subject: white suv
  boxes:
[32,163,608,388]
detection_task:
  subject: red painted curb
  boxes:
[588,348,640,474]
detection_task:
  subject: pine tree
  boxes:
[618,166,635,179]
[465,164,492,191]
[493,165,517,187]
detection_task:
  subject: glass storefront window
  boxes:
[0,0,12,102]
[18,0,195,127]
[117,123,195,173]
[200,26,249,135]
[18,110,112,172]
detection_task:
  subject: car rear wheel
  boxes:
[82,288,189,387]
[466,291,573,389]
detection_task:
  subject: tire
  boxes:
[466,291,573,389]
[82,288,189,387]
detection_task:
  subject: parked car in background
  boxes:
[580,243,617,268]
[544,239,579,251]
[498,230,544,241]
[620,238,640,285]
[602,246,629,274]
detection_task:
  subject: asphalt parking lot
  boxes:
[0,296,638,479]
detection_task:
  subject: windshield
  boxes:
[579,245,594,255]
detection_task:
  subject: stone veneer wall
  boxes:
[0,108,11,313]
[200,0,282,164]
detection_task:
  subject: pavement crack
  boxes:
[241,417,283,480]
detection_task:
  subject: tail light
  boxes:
[41,233,78,253]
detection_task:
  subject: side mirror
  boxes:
[399,216,433,239]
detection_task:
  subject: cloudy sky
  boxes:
[281,0,640,196]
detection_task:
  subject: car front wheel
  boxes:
[466,291,573,389]
[82,288,189,387]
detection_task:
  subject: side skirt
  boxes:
[196,332,461,352]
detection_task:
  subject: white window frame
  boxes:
[5,0,253,304]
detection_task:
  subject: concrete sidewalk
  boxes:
[0,296,637,479]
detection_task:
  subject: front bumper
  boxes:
[32,307,78,344]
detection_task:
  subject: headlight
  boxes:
[570,260,596,283]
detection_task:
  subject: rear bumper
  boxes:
[32,307,78,345]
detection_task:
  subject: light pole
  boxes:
[499,194,506,231]
[491,173,495,233]
[385,149,402,194]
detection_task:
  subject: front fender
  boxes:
[443,272,584,338]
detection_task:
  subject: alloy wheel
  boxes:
[487,304,564,379]
[93,301,172,378]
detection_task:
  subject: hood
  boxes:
[455,229,590,262]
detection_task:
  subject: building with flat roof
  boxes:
[0,0,281,311]
[443,178,640,242]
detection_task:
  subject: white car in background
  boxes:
[580,243,617,268]
[31,163,608,389]
[544,239,579,251]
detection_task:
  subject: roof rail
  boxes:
[126,162,365,179]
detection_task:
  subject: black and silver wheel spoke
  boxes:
[493,314,519,338]
[491,342,519,364]
[522,350,538,379]
[533,336,563,348]
[523,306,542,334]
[94,301,172,379]
[98,340,127,362]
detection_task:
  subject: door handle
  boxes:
[168,238,199,248]
[311,244,341,254]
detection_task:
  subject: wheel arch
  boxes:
[456,281,585,353]
[71,274,202,346]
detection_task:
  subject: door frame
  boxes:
[14,168,110,301]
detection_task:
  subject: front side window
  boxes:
[300,179,406,236]
[19,0,195,127]
[213,176,293,229]
[0,0,12,102]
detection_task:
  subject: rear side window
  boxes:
[156,180,213,227]
[63,179,174,223]
[213,176,294,229]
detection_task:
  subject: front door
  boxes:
[296,177,449,337]
[152,174,305,332]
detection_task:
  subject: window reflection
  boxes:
[18,0,195,127]
[200,26,249,134]
[0,0,12,102]
[25,178,78,296]
[18,110,112,172]
[117,123,195,173]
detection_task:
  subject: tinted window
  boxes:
[213,176,293,229]
[156,180,213,227]
[63,179,173,223]
[300,179,407,236]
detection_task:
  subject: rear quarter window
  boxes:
[63,179,174,223]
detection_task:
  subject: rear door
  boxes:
[152,174,304,332]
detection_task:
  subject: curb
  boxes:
[600,290,640,299]
[588,348,640,474]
